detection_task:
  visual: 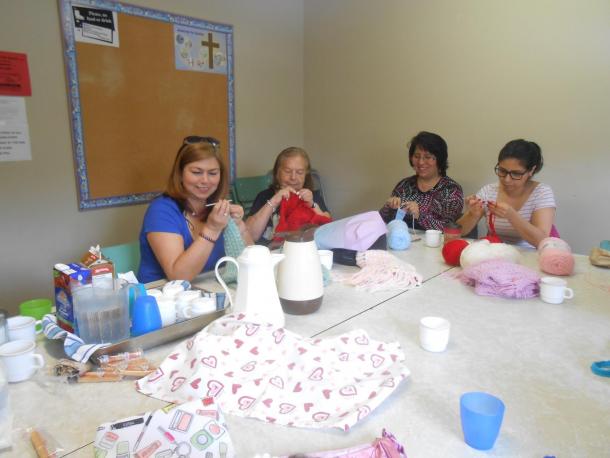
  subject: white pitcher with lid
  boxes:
[215,245,286,328]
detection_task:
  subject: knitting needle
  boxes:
[205,200,232,207]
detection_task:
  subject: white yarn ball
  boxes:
[460,239,522,268]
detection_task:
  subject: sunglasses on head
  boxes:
[182,136,220,148]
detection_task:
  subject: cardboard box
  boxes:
[53,263,91,333]
[53,254,116,333]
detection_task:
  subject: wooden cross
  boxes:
[201,32,219,69]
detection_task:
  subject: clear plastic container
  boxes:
[0,310,8,345]
[73,285,130,344]
[0,363,12,450]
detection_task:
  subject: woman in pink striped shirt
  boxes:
[458,139,557,248]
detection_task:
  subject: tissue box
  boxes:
[53,263,91,333]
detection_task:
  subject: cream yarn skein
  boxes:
[460,239,522,268]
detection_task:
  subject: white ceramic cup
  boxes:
[7,316,42,342]
[419,316,451,352]
[540,276,574,304]
[146,288,164,299]
[424,230,443,248]
[175,290,202,321]
[156,297,177,327]
[183,297,217,319]
[0,339,45,383]
[318,250,334,270]
[162,284,186,299]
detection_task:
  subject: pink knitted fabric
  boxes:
[332,250,422,292]
[459,259,540,299]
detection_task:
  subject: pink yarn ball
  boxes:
[538,237,575,276]
[539,248,575,276]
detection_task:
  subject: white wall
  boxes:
[304,0,610,254]
[0,0,304,313]
[2,0,608,314]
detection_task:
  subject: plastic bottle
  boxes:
[0,362,12,450]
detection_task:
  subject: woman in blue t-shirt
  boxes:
[138,136,252,283]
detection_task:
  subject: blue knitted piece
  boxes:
[220,219,246,284]
[322,264,331,286]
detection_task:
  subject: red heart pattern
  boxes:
[308,367,324,381]
[238,396,255,410]
[339,385,357,396]
[269,376,284,389]
[206,380,224,397]
[202,356,217,368]
[370,354,384,368]
[241,361,256,372]
[279,403,295,414]
[136,316,408,431]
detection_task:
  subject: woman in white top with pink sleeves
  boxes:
[458,139,557,248]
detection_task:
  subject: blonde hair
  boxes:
[271,146,314,190]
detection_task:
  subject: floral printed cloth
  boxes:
[137,314,410,431]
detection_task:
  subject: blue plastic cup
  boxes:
[131,295,162,337]
[460,392,505,450]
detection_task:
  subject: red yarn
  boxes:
[274,193,332,236]
[482,234,503,243]
[483,210,502,243]
[442,239,469,266]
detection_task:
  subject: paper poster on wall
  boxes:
[0,51,32,97]
[174,25,227,74]
[72,5,119,47]
[0,96,32,162]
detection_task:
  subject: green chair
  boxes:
[233,174,273,215]
[102,241,141,274]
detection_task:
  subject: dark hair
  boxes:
[498,139,543,174]
[271,146,314,190]
[408,131,449,176]
[165,139,228,216]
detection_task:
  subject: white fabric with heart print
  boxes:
[136,314,410,431]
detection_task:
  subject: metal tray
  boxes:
[91,285,228,364]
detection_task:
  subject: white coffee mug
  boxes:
[7,316,42,342]
[175,290,202,321]
[318,250,334,270]
[424,230,443,248]
[183,297,217,319]
[0,339,45,383]
[156,297,177,327]
[540,276,574,304]
[419,316,451,352]
[162,284,186,299]
[146,288,164,299]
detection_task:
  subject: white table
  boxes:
[3,243,609,457]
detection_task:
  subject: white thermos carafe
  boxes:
[276,230,324,315]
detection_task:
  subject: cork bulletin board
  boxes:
[58,0,235,210]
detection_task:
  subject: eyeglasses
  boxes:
[494,165,527,180]
[412,153,436,162]
[183,136,220,148]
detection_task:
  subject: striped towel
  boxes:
[42,314,109,362]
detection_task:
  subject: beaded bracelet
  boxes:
[265,200,275,210]
[199,231,218,244]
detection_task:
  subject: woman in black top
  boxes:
[246,147,330,244]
